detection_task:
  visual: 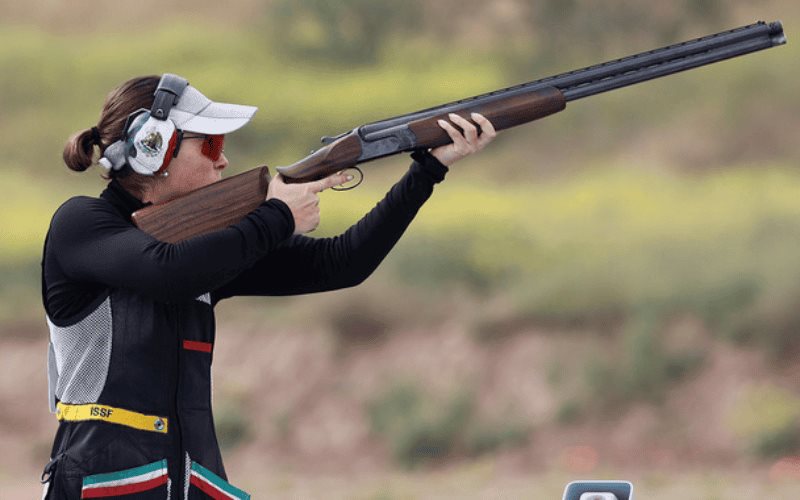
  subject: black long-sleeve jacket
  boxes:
[40,151,447,499]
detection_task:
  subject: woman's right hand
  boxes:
[267,172,352,234]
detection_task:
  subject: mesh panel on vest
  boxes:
[47,341,58,413]
[46,296,113,406]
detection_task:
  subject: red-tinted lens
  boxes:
[201,135,225,161]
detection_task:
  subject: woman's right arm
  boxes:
[48,196,295,303]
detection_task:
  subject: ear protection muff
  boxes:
[99,74,189,176]
[125,74,189,176]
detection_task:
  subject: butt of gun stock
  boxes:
[132,166,271,243]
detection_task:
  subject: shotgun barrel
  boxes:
[358,21,786,138]
[276,21,785,179]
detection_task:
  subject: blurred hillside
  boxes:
[2,1,800,498]
[2,0,798,321]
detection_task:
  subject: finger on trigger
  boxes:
[328,172,351,190]
[311,177,333,193]
[338,170,354,184]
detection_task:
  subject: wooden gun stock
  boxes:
[131,166,271,243]
[277,133,363,183]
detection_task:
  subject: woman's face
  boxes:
[143,135,228,203]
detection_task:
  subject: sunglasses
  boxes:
[180,133,225,161]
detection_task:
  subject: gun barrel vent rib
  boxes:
[359,21,785,137]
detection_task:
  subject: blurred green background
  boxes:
[2,1,800,498]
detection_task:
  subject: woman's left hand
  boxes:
[430,112,497,166]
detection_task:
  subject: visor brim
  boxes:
[169,103,258,135]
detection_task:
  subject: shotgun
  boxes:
[132,21,786,243]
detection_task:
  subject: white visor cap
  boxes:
[168,85,258,134]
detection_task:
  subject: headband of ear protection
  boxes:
[99,74,189,176]
[151,74,188,120]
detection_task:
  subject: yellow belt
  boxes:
[56,402,168,434]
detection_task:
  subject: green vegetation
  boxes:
[580,312,706,412]
[728,384,800,458]
[367,383,529,468]
[374,167,800,357]
[265,0,423,65]
[214,396,251,451]
[555,399,583,425]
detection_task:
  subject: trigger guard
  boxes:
[331,167,364,191]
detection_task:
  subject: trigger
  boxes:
[331,167,364,191]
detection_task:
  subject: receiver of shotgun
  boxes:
[133,21,786,243]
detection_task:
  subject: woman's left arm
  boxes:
[212,113,497,300]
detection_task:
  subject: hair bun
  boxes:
[90,127,102,146]
[62,127,97,172]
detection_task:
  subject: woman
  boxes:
[42,74,496,498]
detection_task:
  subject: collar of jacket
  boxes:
[100,179,149,221]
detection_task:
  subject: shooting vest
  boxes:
[42,187,250,499]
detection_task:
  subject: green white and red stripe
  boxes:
[81,460,168,498]
[190,461,250,499]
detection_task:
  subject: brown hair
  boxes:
[62,75,160,194]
